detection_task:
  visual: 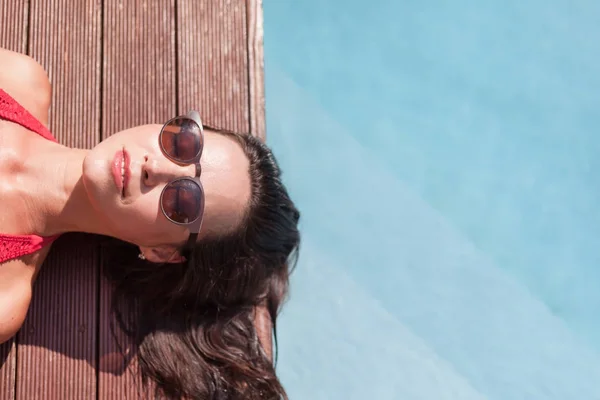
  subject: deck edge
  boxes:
[247,0,266,141]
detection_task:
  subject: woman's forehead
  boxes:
[198,132,251,237]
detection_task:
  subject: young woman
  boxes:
[0,47,300,399]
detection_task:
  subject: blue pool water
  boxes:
[263,1,600,399]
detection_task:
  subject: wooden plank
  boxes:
[102,0,177,135]
[28,0,102,148]
[177,0,249,132]
[18,237,99,400]
[16,0,102,399]
[0,340,15,400]
[247,0,272,357]
[99,1,176,398]
[0,2,28,399]
[0,0,28,53]
[247,0,266,139]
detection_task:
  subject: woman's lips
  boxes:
[111,149,131,196]
[123,149,131,196]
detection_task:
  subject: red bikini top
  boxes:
[0,89,60,263]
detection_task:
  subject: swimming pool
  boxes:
[263,1,600,399]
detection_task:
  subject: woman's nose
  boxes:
[142,155,195,187]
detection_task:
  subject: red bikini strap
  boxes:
[0,234,59,264]
[0,89,57,142]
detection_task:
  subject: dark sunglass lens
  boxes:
[161,180,203,224]
[160,117,202,162]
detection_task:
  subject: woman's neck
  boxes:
[24,142,106,237]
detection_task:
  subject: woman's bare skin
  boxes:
[0,48,55,343]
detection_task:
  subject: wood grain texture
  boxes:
[0,0,28,53]
[102,0,177,137]
[0,340,15,400]
[99,1,176,398]
[28,0,102,148]
[177,0,250,132]
[16,0,101,399]
[18,236,99,400]
[247,0,266,140]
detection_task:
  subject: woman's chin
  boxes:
[81,159,115,215]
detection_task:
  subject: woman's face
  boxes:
[82,123,251,251]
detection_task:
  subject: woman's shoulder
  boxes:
[0,48,51,127]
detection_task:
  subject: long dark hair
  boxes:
[102,129,300,399]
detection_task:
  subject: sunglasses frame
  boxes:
[158,110,205,253]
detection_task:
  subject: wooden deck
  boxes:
[0,0,265,398]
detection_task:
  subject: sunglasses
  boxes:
[158,111,205,252]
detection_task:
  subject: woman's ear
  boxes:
[139,245,186,264]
